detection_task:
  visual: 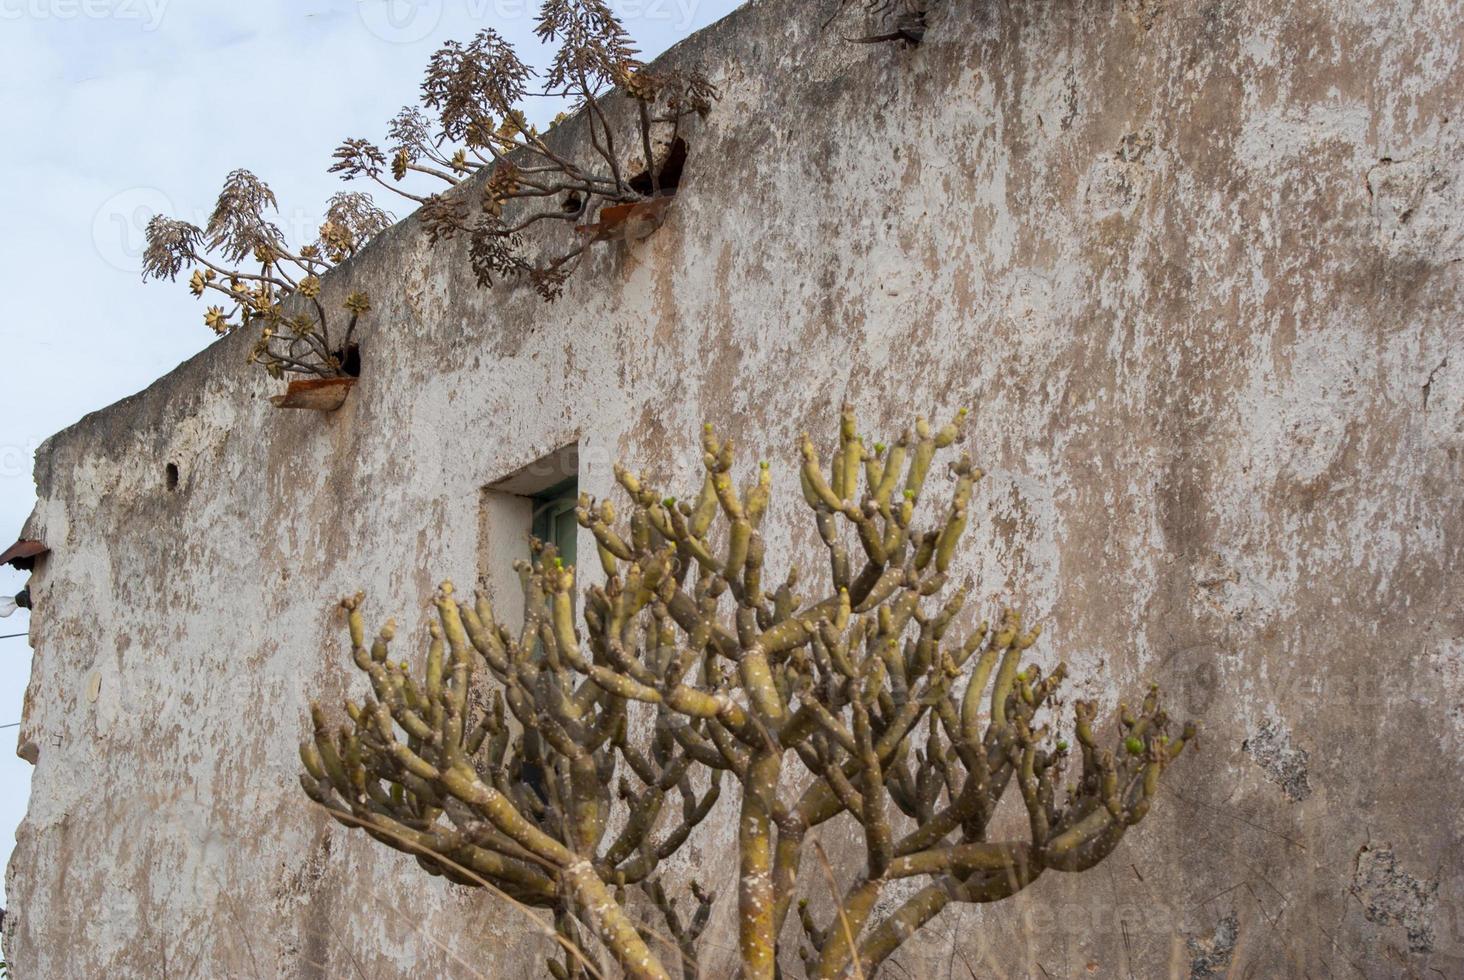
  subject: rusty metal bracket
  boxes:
[270,377,357,411]
[0,540,47,571]
[576,196,675,244]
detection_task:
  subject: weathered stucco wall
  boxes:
[6,0,1463,975]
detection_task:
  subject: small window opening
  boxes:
[478,443,580,635]
[332,343,362,378]
[530,478,579,568]
[165,463,180,491]
[629,138,688,197]
[478,450,575,808]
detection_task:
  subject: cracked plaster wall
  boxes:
[5,0,1462,975]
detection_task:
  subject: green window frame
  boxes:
[530,477,578,567]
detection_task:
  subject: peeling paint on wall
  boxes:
[1187,910,1239,978]
[1352,844,1439,955]
[1242,720,1311,801]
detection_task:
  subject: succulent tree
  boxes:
[301,407,1196,978]
[143,170,392,379]
[329,0,716,301]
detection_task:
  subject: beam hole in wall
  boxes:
[629,138,688,197]
[165,463,179,491]
[478,443,580,635]
[333,343,362,378]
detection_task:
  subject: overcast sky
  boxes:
[0,0,741,908]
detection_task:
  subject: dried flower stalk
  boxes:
[330,2,716,301]
[143,171,392,379]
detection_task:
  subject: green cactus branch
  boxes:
[301,406,1196,977]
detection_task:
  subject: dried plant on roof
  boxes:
[301,406,1196,978]
[142,170,393,379]
[329,3,716,302]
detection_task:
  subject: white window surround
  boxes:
[478,442,579,634]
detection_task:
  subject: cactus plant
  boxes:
[301,406,1196,978]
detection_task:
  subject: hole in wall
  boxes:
[331,344,362,378]
[165,463,179,491]
[629,138,688,197]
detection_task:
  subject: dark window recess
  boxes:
[530,477,579,568]
[526,472,579,680]
[629,138,687,197]
[332,344,362,378]
[524,480,573,796]
[165,463,180,491]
